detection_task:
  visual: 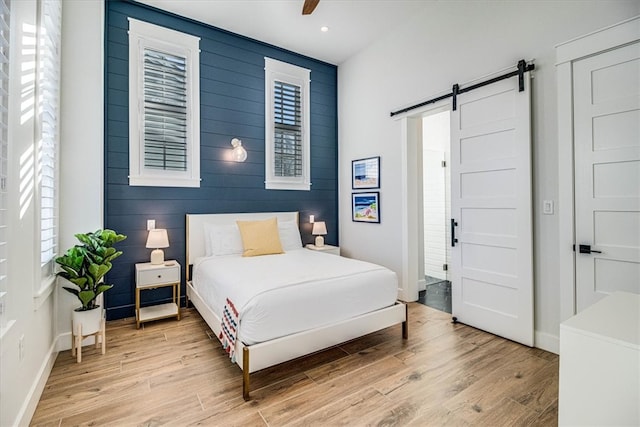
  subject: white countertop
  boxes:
[561,291,640,349]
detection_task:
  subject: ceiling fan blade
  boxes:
[302,0,320,15]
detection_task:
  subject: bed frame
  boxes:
[185,212,408,400]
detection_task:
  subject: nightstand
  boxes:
[306,244,340,256]
[135,261,181,329]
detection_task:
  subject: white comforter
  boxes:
[193,248,398,345]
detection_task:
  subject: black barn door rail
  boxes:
[390,59,535,117]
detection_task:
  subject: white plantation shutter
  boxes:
[38,0,61,273]
[0,0,9,328]
[264,57,310,191]
[273,81,303,177]
[143,48,188,171]
[128,18,200,188]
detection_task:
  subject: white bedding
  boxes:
[193,248,398,345]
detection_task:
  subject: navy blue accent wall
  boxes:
[104,0,338,320]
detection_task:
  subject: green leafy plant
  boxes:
[56,229,127,311]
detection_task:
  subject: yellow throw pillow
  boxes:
[236,217,284,257]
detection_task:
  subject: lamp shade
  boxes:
[312,221,327,236]
[146,229,169,249]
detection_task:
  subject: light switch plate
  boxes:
[147,219,155,230]
[543,200,554,215]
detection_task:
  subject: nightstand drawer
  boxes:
[137,266,180,287]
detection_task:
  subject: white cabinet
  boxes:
[559,291,640,426]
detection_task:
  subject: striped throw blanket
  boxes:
[219,298,239,362]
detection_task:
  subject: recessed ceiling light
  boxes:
[320,26,329,32]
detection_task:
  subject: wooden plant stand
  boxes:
[71,319,106,363]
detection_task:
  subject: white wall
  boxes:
[56,0,104,344]
[0,1,103,425]
[338,0,640,352]
[1,1,57,425]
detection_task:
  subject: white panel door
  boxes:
[450,75,533,346]
[574,42,640,312]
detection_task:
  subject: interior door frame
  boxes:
[397,103,451,303]
[556,15,639,322]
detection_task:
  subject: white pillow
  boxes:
[278,220,303,251]
[203,223,243,257]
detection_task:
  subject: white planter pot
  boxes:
[72,306,103,336]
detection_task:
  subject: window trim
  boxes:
[0,0,8,327]
[35,0,61,302]
[128,18,201,188]
[264,57,311,191]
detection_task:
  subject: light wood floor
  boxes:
[31,303,558,426]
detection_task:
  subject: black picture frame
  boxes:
[352,156,380,189]
[352,192,380,223]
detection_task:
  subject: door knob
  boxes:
[579,244,602,254]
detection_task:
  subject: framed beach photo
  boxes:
[352,192,380,223]
[352,156,380,189]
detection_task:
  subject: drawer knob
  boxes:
[157,274,162,278]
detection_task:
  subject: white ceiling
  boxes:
[135,0,429,65]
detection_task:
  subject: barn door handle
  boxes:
[579,244,602,254]
[451,219,459,247]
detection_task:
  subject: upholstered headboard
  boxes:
[185,212,299,281]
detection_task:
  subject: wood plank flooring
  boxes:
[31,303,558,426]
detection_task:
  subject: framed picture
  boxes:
[352,156,380,189]
[352,192,380,223]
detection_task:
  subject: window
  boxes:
[0,0,8,329]
[128,18,201,188]
[264,57,310,191]
[38,0,61,279]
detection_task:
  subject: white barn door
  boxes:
[450,75,534,346]
[573,41,640,312]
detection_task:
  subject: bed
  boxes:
[185,212,407,400]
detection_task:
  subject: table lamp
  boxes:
[146,228,169,264]
[312,221,327,247]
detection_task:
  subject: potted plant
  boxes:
[56,229,127,335]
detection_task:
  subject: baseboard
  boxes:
[418,278,426,292]
[105,304,135,321]
[16,341,58,426]
[535,330,559,354]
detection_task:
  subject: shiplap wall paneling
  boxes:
[104,0,338,319]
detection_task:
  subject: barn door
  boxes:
[573,41,640,312]
[450,74,534,346]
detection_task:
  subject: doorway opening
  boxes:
[418,110,451,313]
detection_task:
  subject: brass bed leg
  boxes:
[185,281,191,308]
[402,304,409,339]
[242,346,250,401]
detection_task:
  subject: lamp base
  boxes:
[315,235,325,247]
[150,249,165,265]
